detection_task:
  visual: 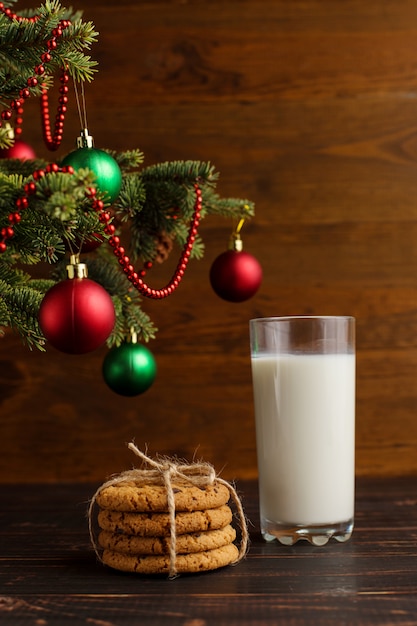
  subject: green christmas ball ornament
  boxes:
[61,131,122,203]
[102,341,157,396]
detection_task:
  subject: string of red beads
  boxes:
[0,4,70,148]
[40,64,70,151]
[0,165,202,300]
[95,184,202,299]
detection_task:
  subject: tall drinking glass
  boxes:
[250,316,355,546]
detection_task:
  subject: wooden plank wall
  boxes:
[2,0,417,482]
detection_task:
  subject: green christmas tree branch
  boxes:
[0,0,97,147]
[0,2,256,353]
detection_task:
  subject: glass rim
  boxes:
[250,315,355,324]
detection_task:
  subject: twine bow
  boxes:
[88,442,249,578]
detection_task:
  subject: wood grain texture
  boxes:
[2,0,417,481]
[1,478,417,624]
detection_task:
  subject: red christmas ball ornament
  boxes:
[0,139,36,160]
[68,233,104,253]
[78,235,104,253]
[39,258,115,354]
[210,245,262,303]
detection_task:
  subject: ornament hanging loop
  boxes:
[230,217,246,252]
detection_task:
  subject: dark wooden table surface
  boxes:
[1,477,417,625]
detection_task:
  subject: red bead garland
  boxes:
[40,65,70,151]
[0,164,202,300]
[107,184,202,299]
[0,4,71,148]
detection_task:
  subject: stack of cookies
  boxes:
[94,479,240,575]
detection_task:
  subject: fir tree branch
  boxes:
[0,279,48,350]
[141,160,219,187]
[0,1,98,106]
[80,256,158,345]
[0,6,257,353]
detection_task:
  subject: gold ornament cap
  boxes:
[77,128,94,149]
[129,326,138,344]
[4,122,15,140]
[231,236,243,252]
[66,254,88,279]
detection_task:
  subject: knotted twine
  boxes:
[88,442,249,579]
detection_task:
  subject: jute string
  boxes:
[88,442,249,579]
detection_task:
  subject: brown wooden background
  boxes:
[1,0,417,483]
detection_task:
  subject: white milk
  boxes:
[251,353,355,526]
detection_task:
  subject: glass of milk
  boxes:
[250,316,355,546]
